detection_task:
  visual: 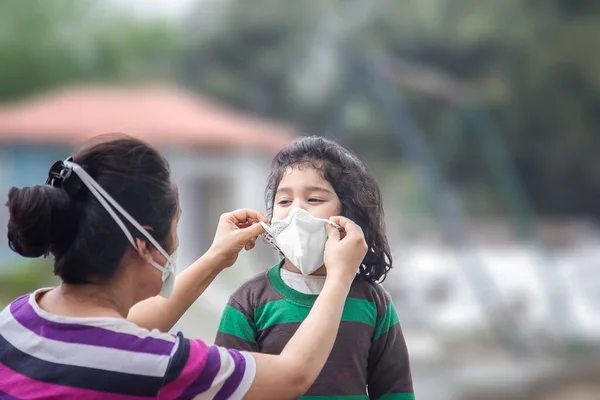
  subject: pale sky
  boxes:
[121,0,199,19]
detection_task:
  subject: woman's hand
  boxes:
[208,208,268,269]
[128,209,267,332]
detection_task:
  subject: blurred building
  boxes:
[0,84,295,271]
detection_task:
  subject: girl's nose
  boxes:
[291,201,309,213]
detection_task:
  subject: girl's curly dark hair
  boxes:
[266,136,392,283]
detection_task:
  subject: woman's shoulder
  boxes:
[4,289,178,352]
[0,291,181,397]
[1,291,255,398]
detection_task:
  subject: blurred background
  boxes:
[1,0,600,398]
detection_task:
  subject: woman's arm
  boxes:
[127,251,223,332]
[156,216,368,400]
[127,209,268,332]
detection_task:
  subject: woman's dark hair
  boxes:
[266,136,392,283]
[6,134,178,284]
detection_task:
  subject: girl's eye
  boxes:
[308,198,324,203]
[277,199,291,205]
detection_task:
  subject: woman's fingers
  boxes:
[245,237,257,251]
[235,222,265,244]
[226,209,268,225]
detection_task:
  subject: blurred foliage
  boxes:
[0,0,179,101]
[178,0,600,220]
[0,0,599,220]
[0,259,58,307]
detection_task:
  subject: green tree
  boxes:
[0,0,179,101]
[178,0,600,220]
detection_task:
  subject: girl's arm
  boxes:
[214,296,259,352]
[367,293,415,400]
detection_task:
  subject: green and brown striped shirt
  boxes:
[215,263,415,400]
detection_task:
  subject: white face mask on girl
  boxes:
[260,207,341,275]
[63,160,177,298]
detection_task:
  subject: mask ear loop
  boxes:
[259,221,280,251]
[323,219,342,230]
[64,161,174,280]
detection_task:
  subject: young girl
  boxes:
[215,136,414,399]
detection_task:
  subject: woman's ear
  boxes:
[134,238,153,264]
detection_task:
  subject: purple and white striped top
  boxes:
[0,289,256,399]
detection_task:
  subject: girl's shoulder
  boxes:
[349,278,393,307]
[233,268,272,294]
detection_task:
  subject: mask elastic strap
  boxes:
[259,221,280,251]
[316,218,342,230]
[258,221,272,233]
[65,161,173,274]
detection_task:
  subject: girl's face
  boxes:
[272,165,342,222]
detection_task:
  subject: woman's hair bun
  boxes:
[6,185,76,258]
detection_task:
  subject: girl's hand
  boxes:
[323,216,368,285]
[208,209,268,268]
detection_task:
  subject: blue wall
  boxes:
[0,144,72,267]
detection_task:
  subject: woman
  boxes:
[0,134,368,400]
